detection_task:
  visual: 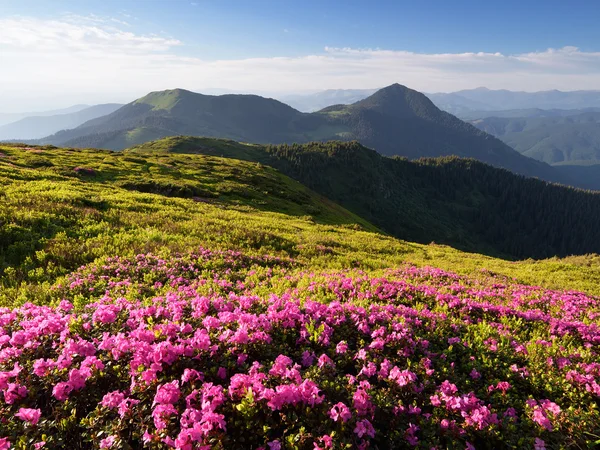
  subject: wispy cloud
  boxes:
[2,15,600,110]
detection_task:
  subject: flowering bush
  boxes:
[0,249,599,449]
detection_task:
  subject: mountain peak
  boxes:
[353,83,441,119]
[135,88,198,111]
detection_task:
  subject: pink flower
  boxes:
[15,408,41,426]
[496,382,511,393]
[101,391,126,409]
[152,404,177,430]
[181,369,202,384]
[336,341,348,354]
[267,441,281,450]
[32,359,54,377]
[153,381,180,405]
[92,305,117,324]
[540,399,561,416]
[354,419,375,438]
[320,435,333,448]
[317,354,335,369]
[0,438,10,450]
[52,382,71,401]
[532,409,553,431]
[99,435,117,449]
[389,367,417,387]
[4,383,27,404]
[329,402,352,422]
[534,438,546,450]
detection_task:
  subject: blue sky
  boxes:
[4,0,600,57]
[2,0,600,110]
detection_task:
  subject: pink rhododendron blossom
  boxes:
[329,402,352,422]
[354,419,375,438]
[15,408,41,425]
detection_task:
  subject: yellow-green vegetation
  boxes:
[2,143,600,310]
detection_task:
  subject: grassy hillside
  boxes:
[3,142,600,306]
[129,136,600,260]
[2,143,600,448]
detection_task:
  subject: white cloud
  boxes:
[2,15,600,111]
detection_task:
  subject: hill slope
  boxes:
[315,84,559,180]
[39,89,338,148]
[128,136,600,259]
[3,141,600,298]
[471,111,600,165]
[37,85,566,184]
[1,143,600,448]
[0,104,122,140]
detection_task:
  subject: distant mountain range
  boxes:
[33,84,563,185]
[0,104,122,140]
[278,89,378,112]
[0,104,91,127]
[276,87,600,117]
[453,107,600,121]
[470,111,600,165]
[428,87,600,116]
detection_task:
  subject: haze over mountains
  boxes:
[470,112,600,165]
[278,89,378,112]
[428,88,600,114]
[0,104,91,127]
[0,104,122,140]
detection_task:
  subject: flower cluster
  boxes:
[0,250,598,448]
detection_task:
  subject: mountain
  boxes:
[279,88,377,112]
[428,87,600,114]
[37,84,564,184]
[470,111,600,165]
[127,136,600,259]
[0,104,90,127]
[454,107,600,121]
[0,104,123,140]
[38,88,337,149]
[314,84,560,181]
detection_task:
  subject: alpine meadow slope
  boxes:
[129,136,600,260]
[1,142,600,449]
[0,143,600,449]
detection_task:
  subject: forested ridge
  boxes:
[135,137,600,259]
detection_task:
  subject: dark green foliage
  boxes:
[135,136,600,259]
